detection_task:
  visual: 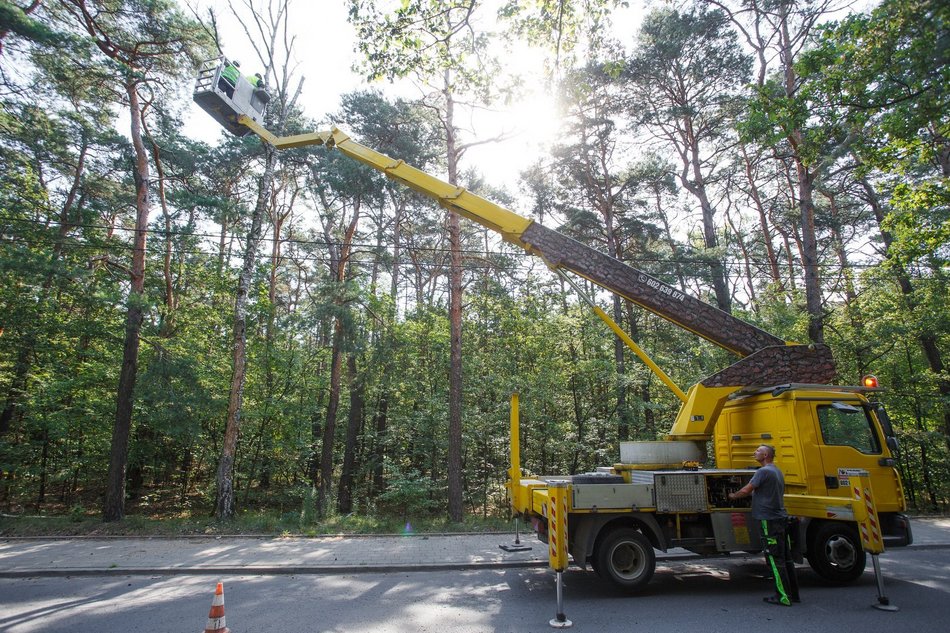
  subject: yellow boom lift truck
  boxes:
[194,60,912,594]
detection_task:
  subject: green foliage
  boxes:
[739,80,802,148]
[348,0,500,100]
[376,469,442,516]
[798,0,949,268]
[799,0,949,170]
[0,0,65,47]
[1,0,947,527]
[299,485,319,526]
[884,181,950,265]
[497,0,625,72]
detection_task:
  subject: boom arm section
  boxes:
[239,120,532,244]
[231,115,834,387]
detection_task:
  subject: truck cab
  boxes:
[716,385,906,516]
[713,385,911,582]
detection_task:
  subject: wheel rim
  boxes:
[609,540,647,580]
[825,534,857,569]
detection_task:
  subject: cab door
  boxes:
[812,400,900,512]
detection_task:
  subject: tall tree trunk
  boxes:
[776,2,823,344]
[447,215,464,522]
[256,191,292,495]
[316,196,361,517]
[606,214,632,442]
[215,149,275,520]
[371,393,388,495]
[146,133,175,335]
[103,83,150,522]
[337,354,364,514]
[308,398,323,488]
[623,302,654,439]
[740,143,784,293]
[445,77,464,524]
[214,0,305,517]
[695,178,731,313]
[37,428,49,505]
[724,208,757,309]
[680,126,731,313]
[318,325,344,515]
[390,193,405,302]
[772,216,798,292]
[217,205,230,277]
[612,293,631,442]
[794,158,824,344]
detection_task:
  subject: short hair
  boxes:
[759,444,776,459]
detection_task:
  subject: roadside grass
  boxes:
[0,510,514,538]
[1,482,514,537]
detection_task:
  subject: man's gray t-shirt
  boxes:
[750,463,788,520]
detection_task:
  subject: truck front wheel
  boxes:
[807,521,867,583]
[595,527,656,592]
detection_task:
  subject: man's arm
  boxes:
[728,483,755,501]
[730,469,763,501]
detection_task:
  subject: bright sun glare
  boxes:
[463,88,563,191]
[508,89,564,150]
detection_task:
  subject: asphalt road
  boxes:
[1,548,946,633]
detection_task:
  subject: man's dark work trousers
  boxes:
[760,519,800,605]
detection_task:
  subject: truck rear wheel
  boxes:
[807,521,867,583]
[595,527,656,592]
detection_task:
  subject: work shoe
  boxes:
[764,596,792,606]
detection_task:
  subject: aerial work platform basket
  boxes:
[193,58,269,137]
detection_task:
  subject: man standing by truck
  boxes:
[729,445,801,606]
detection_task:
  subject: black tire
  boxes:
[807,521,867,583]
[594,527,656,592]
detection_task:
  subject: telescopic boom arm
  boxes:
[237,115,828,380]
[192,69,838,440]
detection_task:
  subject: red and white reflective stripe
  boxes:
[203,582,230,633]
[852,485,882,547]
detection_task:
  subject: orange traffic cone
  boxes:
[201,582,230,633]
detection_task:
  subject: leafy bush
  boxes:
[376,471,441,517]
